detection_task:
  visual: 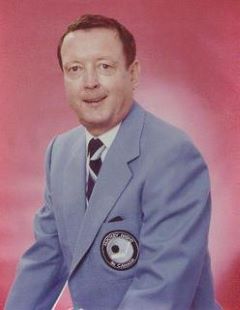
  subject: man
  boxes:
[5,14,221,310]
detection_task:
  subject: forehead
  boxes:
[61,28,125,62]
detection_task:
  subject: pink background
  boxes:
[1,1,239,309]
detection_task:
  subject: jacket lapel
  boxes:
[61,128,86,253]
[69,103,145,276]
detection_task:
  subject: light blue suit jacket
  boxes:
[5,103,221,309]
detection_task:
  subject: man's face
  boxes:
[61,28,139,135]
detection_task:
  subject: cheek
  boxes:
[112,82,133,102]
[64,81,79,101]
[105,77,132,97]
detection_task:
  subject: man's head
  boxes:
[57,14,136,70]
[58,14,140,135]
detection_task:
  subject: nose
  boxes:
[82,67,99,89]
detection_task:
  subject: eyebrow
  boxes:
[63,58,119,68]
[62,61,82,70]
[63,60,82,65]
[96,57,119,64]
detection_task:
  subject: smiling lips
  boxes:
[83,95,107,104]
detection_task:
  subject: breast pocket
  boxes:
[90,218,140,281]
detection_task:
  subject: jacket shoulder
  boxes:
[45,125,85,164]
[140,109,207,167]
[143,110,193,148]
[51,125,84,150]
[56,125,84,144]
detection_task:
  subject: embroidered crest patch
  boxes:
[101,230,139,270]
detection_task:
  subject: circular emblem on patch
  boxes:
[101,230,139,270]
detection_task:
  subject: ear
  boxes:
[129,60,140,89]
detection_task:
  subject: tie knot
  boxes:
[88,138,104,158]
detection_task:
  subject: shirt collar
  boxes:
[85,123,121,151]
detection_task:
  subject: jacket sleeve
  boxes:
[118,138,213,310]
[5,138,68,310]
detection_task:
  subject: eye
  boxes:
[69,65,82,72]
[100,63,111,70]
[64,64,84,79]
[98,63,115,75]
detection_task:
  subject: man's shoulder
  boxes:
[138,104,207,165]
[54,125,84,145]
[142,107,192,148]
[58,125,84,139]
[139,106,208,173]
[46,125,85,158]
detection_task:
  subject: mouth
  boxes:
[82,95,107,105]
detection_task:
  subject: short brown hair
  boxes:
[57,14,136,70]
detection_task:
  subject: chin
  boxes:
[81,117,109,129]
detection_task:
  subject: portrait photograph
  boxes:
[1,1,239,309]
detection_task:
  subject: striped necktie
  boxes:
[86,138,105,201]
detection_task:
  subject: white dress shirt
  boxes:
[85,123,121,182]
